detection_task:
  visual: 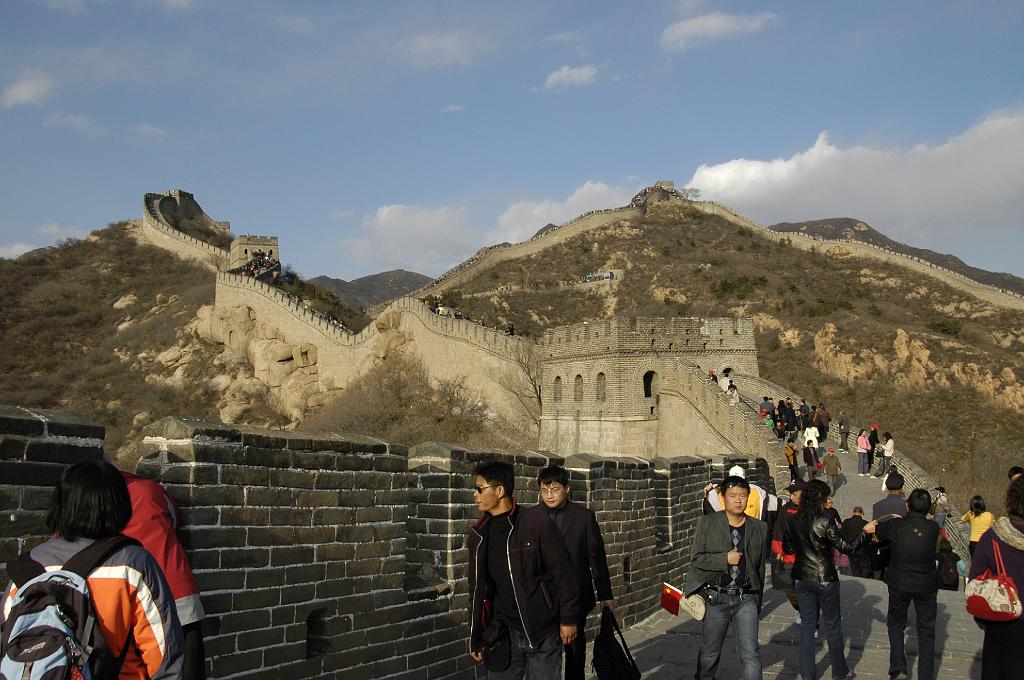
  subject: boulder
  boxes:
[113,294,138,310]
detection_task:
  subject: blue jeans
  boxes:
[794,580,850,680]
[857,451,869,475]
[488,626,562,680]
[696,591,762,680]
[877,456,891,477]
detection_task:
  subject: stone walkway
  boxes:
[610,449,985,679]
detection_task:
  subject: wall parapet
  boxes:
[2,407,776,679]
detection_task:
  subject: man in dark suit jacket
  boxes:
[875,488,939,680]
[537,465,614,680]
[841,506,871,578]
[683,476,768,680]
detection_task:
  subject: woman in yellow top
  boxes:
[961,495,996,555]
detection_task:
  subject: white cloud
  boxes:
[43,113,106,137]
[543,64,598,90]
[327,209,354,220]
[662,11,778,52]
[129,122,170,140]
[441,104,464,113]
[687,109,1024,247]
[490,180,641,244]
[0,243,35,259]
[37,222,85,239]
[340,204,478,275]
[2,71,57,109]
[401,31,483,68]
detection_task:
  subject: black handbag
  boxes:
[771,555,794,590]
[592,607,641,680]
[869,539,891,571]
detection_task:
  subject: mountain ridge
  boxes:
[309,268,432,309]
[769,217,1024,296]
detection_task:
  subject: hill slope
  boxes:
[769,217,1024,295]
[0,223,286,461]
[430,200,1024,510]
[309,269,432,309]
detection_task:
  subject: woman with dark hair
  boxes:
[1,460,184,679]
[783,480,877,680]
[855,428,871,476]
[968,477,1024,679]
[961,495,997,556]
[876,431,895,477]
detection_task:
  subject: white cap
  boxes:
[728,465,746,479]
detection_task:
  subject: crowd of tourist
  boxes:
[230,248,280,278]
[422,298,516,336]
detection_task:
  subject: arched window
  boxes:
[596,372,606,402]
[553,376,563,402]
[643,370,657,398]
[573,375,583,402]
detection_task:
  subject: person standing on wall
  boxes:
[875,488,940,680]
[684,475,769,680]
[784,479,877,680]
[535,465,614,680]
[466,460,580,680]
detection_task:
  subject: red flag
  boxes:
[660,582,682,616]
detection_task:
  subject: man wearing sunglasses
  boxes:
[467,460,580,679]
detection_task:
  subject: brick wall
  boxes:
[2,407,770,679]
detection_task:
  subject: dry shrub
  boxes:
[303,353,517,449]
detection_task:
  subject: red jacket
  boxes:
[121,472,204,626]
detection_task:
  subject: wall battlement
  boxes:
[539,316,756,357]
[0,407,779,680]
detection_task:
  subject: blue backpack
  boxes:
[1,536,138,680]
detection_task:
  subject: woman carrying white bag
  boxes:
[967,476,1024,679]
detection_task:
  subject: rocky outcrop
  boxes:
[192,304,332,423]
[812,323,1024,413]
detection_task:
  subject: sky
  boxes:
[2,0,1023,280]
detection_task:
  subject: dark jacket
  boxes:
[467,503,579,652]
[875,510,939,594]
[872,493,907,521]
[683,512,769,608]
[841,515,869,556]
[783,511,868,582]
[535,500,613,616]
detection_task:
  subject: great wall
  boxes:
[0,185,990,678]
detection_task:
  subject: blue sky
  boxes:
[2,0,1022,279]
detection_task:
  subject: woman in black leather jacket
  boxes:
[783,480,877,680]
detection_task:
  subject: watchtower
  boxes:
[228,235,281,270]
[537,316,758,458]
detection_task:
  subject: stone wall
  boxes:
[137,192,229,272]
[1,406,775,680]
[229,236,281,270]
[212,275,529,415]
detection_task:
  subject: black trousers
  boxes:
[564,614,589,680]
[982,617,1024,679]
[849,551,872,578]
[887,587,937,680]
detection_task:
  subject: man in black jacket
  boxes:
[467,460,580,679]
[536,465,614,680]
[875,489,939,680]
[841,507,871,578]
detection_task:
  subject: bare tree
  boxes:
[492,340,542,435]
[680,187,702,201]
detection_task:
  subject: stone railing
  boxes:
[661,360,784,482]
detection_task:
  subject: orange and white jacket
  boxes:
[1,537,185,680]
